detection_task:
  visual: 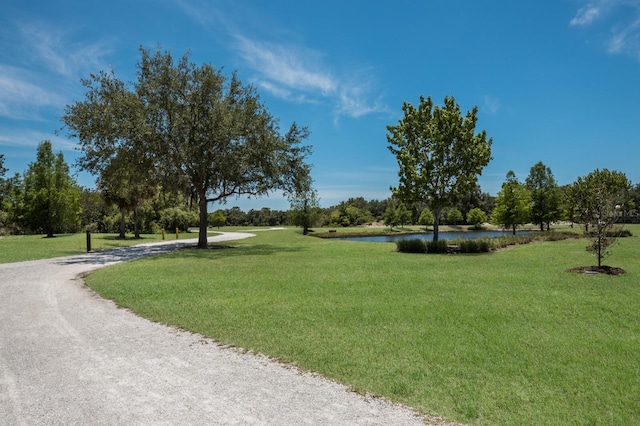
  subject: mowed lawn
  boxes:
[0,232,166,263]
[85,227,640,425]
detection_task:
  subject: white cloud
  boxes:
[570,5,602,26]
[234,35,337,95]
[570,0,640,60]
[0,129,78,152]
[18,23,111,77]
[233,35,387,121]
[0,65,65,120]
[482,96,501,115]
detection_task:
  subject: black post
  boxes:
[86,229,92,252]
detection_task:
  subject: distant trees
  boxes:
[63,47,311,248]
[491,171,532,235]
[16,141,81,237]
[418,208,434,230]
[526,161,562,231]
[446,208,463,225]
[209,210,226,229]
[466,208,487,229]
[387,95,492,241]
[288,179,320,235]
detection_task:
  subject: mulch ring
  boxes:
[567,266,626,275]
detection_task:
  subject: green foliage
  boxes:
[491,171,532,234]
[525,161,563,231]
[457,238,491,253]
[417,207,434,229]
[387,95,492,242]
[63,46,311,248]
[573,169,631,267]
[426,239,448,253]
[330,204,374,227]
[17,141,81,236]
[383,202,397,229]
[158,207,198,232]
[395,238,427,253]
[446,208,463,225]
[208,210,226,229]
[288,181,320,235]
[466,207,487,229]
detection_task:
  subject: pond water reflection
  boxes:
[333,230,530,243]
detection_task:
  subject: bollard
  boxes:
[176,227,179,239]
[162,228,165,240]
[86,229,92,252]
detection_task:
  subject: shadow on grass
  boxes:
[55,241,303,267]
[168,243,305,259]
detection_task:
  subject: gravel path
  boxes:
[0,233,455,425]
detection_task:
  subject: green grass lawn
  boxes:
[83,225,640,425]
[0,232,170,263]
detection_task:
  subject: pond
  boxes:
[333,230,531,243]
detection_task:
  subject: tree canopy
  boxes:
[18,141,81,237]
[387,95,492,241]
[63,47,312,248]
[526,161,562,231]
[491,171,532,235]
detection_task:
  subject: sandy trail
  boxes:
[0,233,443,425]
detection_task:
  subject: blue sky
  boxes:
[1,0,639,211]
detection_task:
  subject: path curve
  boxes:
[0,232,447,425]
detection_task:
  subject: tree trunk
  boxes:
[432,208,441,242]
[133,208,140,239]
[119,207,126,239]
[540,222,544,231]
[197,191,208,249]
[512,224,516,235]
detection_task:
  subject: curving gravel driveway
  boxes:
[0,232,453,425]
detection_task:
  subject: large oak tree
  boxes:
[64,47,311,248]
[387,95,492,241]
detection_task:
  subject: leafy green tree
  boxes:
[491,171,532,235]
[466,207,487,229]
[573,169,631,268]
[525,161,562,231]
[418,207,434,230]
[63,47,311,248]
[387,95,492,242]
[396,203,412,228]
[99,155,158,239]
[383,202,398,230]
[446,208,463,225]
[209,209,226,229]
[19,141,81,237]
[288,183,320,235]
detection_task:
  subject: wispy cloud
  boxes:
[0,21,111,121]
[570,0,640,60]
[570,5,602,26]
[233,35,387,121]
[18,22,111,77]
[171,0,387,121]
[482,96,501,115]
[0,128,78,152]
[0,65,65,120]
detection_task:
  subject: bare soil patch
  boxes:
[567,265,626,275]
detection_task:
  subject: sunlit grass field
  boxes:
[0,232,168,263]
[83,225,640,425]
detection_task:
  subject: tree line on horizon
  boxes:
[1,144,638,238]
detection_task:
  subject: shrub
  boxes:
[426,239,448,253]
[396,238,426,253]
[459,238,491,253]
